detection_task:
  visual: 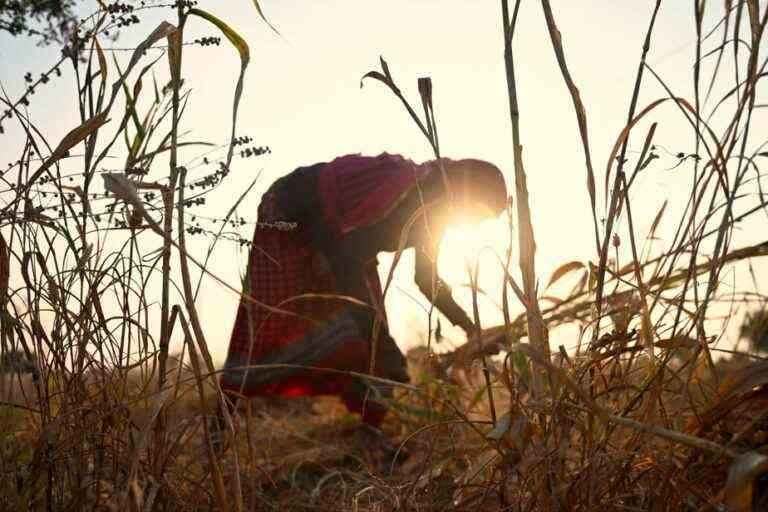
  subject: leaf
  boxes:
[468,385,488,409]
[122,54,163,168]
[746,1,760,44]
[568,269,588,299]
[588,262,598,293]
[546,260,584,289]
[188,9,250,168]
[540,0,596,216]
[128,105,154,168]
[124,22,177,81]
[167,28,182,85]
[360,70,389,89]
[36,112,109,178]
[189,9,249,66]
[648,200,668,241]
[380,56,392,80]
[361,57,398,90]
[605,98,672,186]
[93,37,108,84]
[250,0,281,37]
[512,349,531,387]
[508,413,534,450]
[654,337,696,350]
[102,173,142,206]
[112,55,142,137]
[104,21,177,110]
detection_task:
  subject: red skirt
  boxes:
[220,191,387,425]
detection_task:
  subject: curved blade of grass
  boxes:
[111,55,143,142]
[540,0,598,244]
[250,0,282,37]
[188,8,249,169]
[112,21,177,104]
[34,112,110,178]
[93,36,108,85]
[546,260,584,289]
[648,200,668,241]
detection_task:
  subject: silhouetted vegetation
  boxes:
[0,1,766,510]
[0,0,78,44]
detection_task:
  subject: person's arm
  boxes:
[414,239,475,335]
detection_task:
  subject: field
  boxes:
[1,1,767,510]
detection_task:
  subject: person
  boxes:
[219,152,507,452]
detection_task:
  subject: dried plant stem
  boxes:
[502,0,549,399]
[176,167,244,511]
[619,176,656,367]
[594,0,662,339]
[604,411,738,459]
[540,0,600,250]
[175,306,230,511]
[152,14,184,502]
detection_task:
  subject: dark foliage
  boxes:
[0,0,77,45]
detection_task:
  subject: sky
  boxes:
[1,1,766,362]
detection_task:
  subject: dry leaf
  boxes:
[547,261,585,289]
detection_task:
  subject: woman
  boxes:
[220,153,507,437]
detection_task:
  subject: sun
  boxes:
[438,216,511,289]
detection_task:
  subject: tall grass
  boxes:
[0,1,767,510]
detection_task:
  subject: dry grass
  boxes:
[0,1,767,510]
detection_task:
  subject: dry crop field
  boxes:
[0,1,767,510]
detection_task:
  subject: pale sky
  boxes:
[1,1,766,361]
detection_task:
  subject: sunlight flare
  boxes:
[438,216,510,287]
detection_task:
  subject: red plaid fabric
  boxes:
[220,188,386,424]
[221,154,440,426]
[230,192,337,355]
[317,153,432,238]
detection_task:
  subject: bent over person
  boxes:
[220,153,507,448]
